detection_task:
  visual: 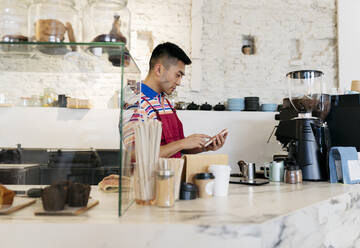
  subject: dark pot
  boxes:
[187,102,199,110]
[200,102,212,111]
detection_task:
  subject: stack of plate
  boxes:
[227,98,245,111]
[245,97,260,111]
[261,103,278,112]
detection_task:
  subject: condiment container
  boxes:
[83,0,131,49]
[284,165,302,184]
[179,182,197,200]
[29,0,79,43]
[194,173,215,198]
[155,170,175,208]
[0,0,29,42]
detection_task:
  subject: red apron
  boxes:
[143,98,184,158]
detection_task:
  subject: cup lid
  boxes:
[180,183,198,192]
[195,173,215,180]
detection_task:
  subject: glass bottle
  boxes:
[155,170,175,208]
[83,0,131,49]
[29,0,79,43]
[0,0,29,42]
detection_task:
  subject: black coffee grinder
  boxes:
[275,70,331,181]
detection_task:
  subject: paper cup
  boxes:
[208,164,231,196]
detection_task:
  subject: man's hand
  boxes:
[181,134,211,150]
[205,132,228,151]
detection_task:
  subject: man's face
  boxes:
[158,60,185,95]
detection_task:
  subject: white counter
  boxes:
[0,107,283,172]
[1,182,360,248]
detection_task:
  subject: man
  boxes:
[134,42,227,158]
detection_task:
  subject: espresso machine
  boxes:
[275,70,331,181]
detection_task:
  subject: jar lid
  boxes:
[195,173,215,180]
[157,170,174,176]
[180,183,198,192]
[288,165,301,170]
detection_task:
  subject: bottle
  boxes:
[155,170,175,208]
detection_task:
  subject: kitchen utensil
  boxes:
[261,103,278,112]
[245,97,260,111]
[227,98,245,111]
[284,160,303,184]
[238,161,256,182]
[179,183,197,200]
[14,188,42,198]
[264,161,285,182]
[175,101,187,110]
[208,164,231,196]
[155,169,175,207]
[213,102,225,111]
[159,158,184,200]
[200,102,212,111]
[186,102,199,110]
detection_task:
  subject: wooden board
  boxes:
[34,200,99,216]
[0,104,12,107]
[0,198,36,215]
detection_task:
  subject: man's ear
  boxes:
[153,63,162,77]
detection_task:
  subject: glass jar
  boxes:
[284,165,303,184]
[29,0,79,43]
[83,0,131,49]
[155,170,175,208]
[0,0,29,42]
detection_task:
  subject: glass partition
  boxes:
[0,41,140,216]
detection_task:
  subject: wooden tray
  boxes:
[0,198,36,215]
[34,200,99,216]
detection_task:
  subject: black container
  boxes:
[179,182,198,200]
[200,102,212,111]
[213,102,226,111]
[195,173,215,180]
[58,95,67,108]
[245,97,260,111]
[186,102,199,110]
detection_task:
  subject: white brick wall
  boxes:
[179,0,338,106]
[0,0,337,108]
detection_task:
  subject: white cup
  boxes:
[208,164,231,196]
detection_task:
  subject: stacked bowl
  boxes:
[245,97,260,111]
[261,103,278,112]
[227,98,245,111]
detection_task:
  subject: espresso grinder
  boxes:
[275,70,331,181]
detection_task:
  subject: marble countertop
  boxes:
[2,182,360,248]
[1,182,358,225]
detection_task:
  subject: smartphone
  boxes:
[204,129,228,147]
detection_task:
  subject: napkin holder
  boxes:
[329,147,360,184]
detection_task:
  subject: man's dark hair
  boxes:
[149,42,192,70]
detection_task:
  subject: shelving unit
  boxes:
[0,41,140,216]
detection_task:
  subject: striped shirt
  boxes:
[124,82,174,145]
